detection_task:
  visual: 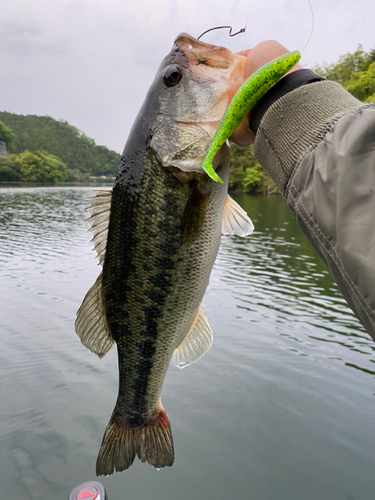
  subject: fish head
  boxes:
[142,33,246,180]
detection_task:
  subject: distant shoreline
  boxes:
[0,180,115,187]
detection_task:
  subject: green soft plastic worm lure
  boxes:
[201,50,301,183]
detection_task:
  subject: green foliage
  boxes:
[0,151,69,183]
[229,144,277,195]
[0,112,120,177]
[0,121,16,152]
[364,92,375,104]
[313,44,375,102]
[243,164,263,192]
[0,165,18,181]
[344,62,375,102]
[313,45,375,85]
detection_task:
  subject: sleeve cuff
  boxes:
[250,69,325,135]
[253,81,364,196]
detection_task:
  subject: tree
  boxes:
[0,151,69,182]
[0,121,16,152]
[229,144,277,194]
[314,45,374,85]
[344,62,375,103]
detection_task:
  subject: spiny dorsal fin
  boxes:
[173,305,213,369]
[221,194,254,236]
[75,272,114,358]
[85,190,112,265]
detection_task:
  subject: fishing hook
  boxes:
[197,25,246,41]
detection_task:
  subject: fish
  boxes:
[75,32,254,476]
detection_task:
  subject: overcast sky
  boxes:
[1,0,374,153]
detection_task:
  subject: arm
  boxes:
[232,42,375,340]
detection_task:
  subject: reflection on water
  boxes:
[222,195,375,357]
[1,186,375,500]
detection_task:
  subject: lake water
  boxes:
[1,186,375,500]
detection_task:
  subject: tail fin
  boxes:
[96,410,174,475]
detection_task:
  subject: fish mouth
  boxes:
[173,32,246,118]
[174,33,235,70]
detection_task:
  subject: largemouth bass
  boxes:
[75,33,253,476]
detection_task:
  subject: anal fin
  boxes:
[221,194,254,236]
[173,305,213,369]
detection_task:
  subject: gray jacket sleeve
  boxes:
[253,80,375,340]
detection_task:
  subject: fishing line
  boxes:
[243,17,248,82]
[244,17,248,51]
[301,0,315,54]
[197,0,313,54]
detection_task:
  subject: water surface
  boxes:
[1,187,374,500]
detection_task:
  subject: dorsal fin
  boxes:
[75,272,114,358]
[221,194,254,236]
[173,305,213,369]
[85,190,112,265]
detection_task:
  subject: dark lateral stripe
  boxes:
[131,205,181,413]
[105,152,189,418]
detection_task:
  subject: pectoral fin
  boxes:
[173,305,213,369]
[180,186,210,243]
[221,195,254,236]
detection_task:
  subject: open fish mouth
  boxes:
[173,32,245,91]
[174,33,234,70]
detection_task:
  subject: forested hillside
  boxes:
[0,112,120,182]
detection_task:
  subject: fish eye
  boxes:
[163,66,182,87]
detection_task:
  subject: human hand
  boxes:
[230,40,302,146]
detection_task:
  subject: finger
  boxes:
[245,41,302,78]
[235,48,252,57]
[229,119,255,147]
